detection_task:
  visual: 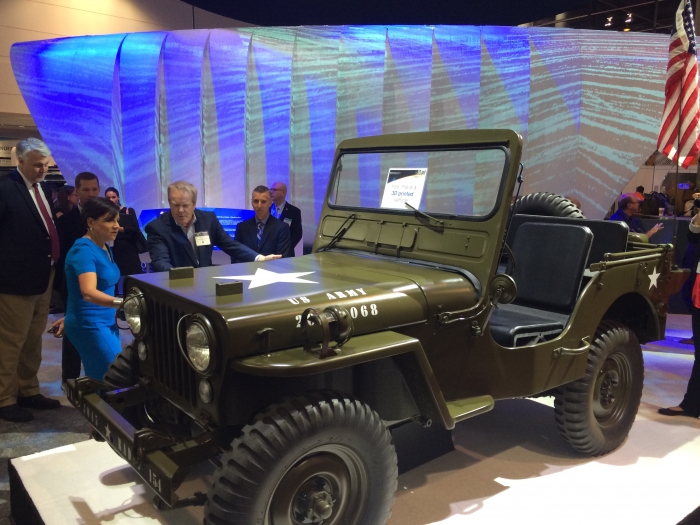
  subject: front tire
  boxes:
[554,321,644,456]
[100,344,145,429]
[204,391,398,525]
[102,344,139,389]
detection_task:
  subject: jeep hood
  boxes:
[127,251,476,355]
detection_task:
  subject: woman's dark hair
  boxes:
[57,185,75,213]
[105,186,122,208]
[81,197,119,228]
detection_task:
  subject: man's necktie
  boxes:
[32,183,60,262]
[257,221,264,246]
[271,204,279,219]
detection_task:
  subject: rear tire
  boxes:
[554,321,644,456]
[204,391,398,525]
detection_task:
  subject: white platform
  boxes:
[10,398,700,525]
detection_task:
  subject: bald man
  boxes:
[270,181,303,257]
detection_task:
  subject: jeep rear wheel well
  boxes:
[602,292,660,344]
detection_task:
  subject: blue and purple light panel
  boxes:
[11,26,669,234]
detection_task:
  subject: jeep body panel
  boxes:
[125,251,478,426]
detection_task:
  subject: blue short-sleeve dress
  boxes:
[64,238,122,380]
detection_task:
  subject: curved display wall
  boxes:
[11,26,668,229]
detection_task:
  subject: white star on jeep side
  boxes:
[649,267,660,289]
[215,268,317,289]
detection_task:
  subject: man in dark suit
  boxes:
[55,172,101,386]
[270,181,303,256]
[236,185,292,258]
[147,181,281,272]
[0,138,61,422]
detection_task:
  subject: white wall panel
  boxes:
[0,0,245,117]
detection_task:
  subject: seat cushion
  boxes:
[511,222,593,311]
[490,307,564,347]
[506,214,629,267]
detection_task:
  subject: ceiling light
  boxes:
[605,16,613,27]
[623,27,631,32]
[625,13,632,23]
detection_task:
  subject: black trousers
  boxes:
[680,306,700,416]
[61,334,82,383]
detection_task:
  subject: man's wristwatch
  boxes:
[112,298,124,309]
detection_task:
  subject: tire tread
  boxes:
[204,391,398,525]
[553,321,644,456]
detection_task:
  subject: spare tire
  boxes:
[512,192,585,218]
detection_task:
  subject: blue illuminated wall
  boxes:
[11,26,668,230]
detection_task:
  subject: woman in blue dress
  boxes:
[54,198,124,380]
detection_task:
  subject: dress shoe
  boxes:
[0,404,33,422]
[17,394,60,410]
[658,407,698,417]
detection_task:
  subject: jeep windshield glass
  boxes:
[329,147,507,218]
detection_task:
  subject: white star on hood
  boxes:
[648,267,660,289]
[214,268,317,289]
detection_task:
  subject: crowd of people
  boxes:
[0,138,303,423]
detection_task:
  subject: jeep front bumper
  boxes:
[65,377,231,509]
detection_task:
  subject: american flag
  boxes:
[657,0,700,168]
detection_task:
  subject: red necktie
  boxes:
[32,183,60,262]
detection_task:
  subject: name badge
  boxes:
[195,232,211,246]
[284,218,292,226]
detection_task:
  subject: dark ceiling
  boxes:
[185,0,677,32]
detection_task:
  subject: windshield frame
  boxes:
[326,142,512,223]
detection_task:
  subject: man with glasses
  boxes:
[607,193,663,239]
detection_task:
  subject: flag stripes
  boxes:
[657,0,700,168]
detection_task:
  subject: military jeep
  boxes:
[66,129,684,524]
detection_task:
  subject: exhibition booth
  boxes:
[4,16,700,525]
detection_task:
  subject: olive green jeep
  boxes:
[66,129,685,524]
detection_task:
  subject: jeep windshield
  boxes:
[328,146,509,219]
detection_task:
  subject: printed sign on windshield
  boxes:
[380,168,427,210]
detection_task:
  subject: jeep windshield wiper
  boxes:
[405,202,444,226]
[318,214,356,252]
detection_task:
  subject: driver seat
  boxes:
[489,222,593,347]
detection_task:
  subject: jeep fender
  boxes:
[231,331,481,430]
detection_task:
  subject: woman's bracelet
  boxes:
[112,297,124,309]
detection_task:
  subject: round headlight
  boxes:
[123,288,145,336]
[186,322,211,372]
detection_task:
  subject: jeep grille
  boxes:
[147,298,198,406]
